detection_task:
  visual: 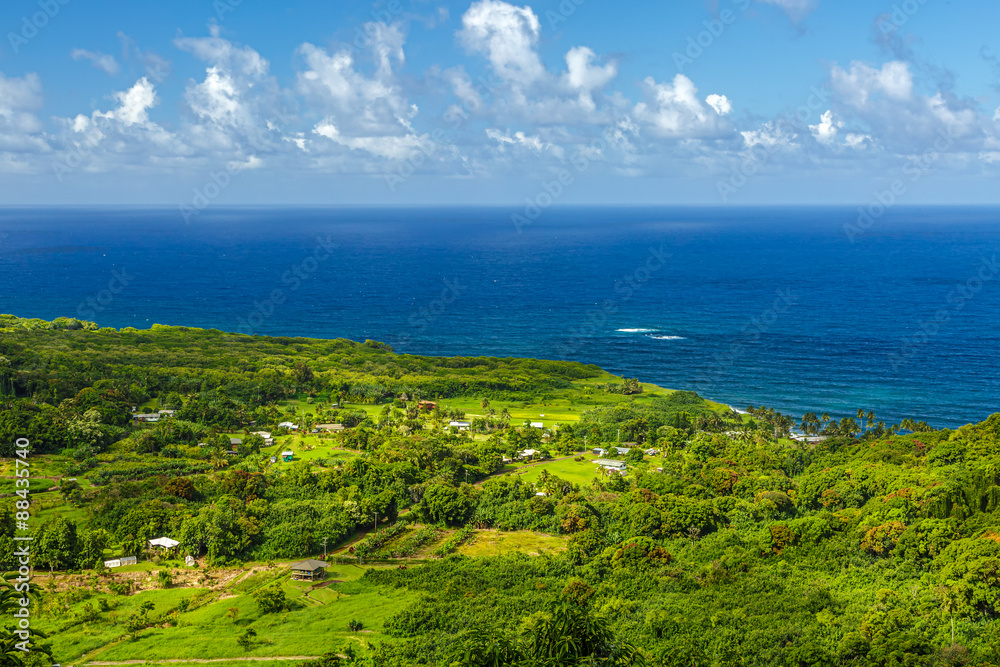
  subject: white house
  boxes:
[149,537,180,550]
[529,422,544,429]
[449,421,471,431]
[594,459,627,472]
[133,413,160,423]
[520,449,545,460]
[278,421,299,430]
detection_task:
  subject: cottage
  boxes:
[281,451,294,462]
[230,438,243,447]
[158,409,177,418]
[289,558,328,581]
[133,413,160,423]
[148,536,180,551]
[529,422,544,429]
[520,449,545,460]
[418,401,437,411]
[594,459,627,472]
[449,421,471,431]
[278,421,299,430]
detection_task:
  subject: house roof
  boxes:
[149,537,179,548]
[289,559,328,570]
[281,451,294,456]
[594,459,626,467]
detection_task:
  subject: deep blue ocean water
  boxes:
[1,206,999,429]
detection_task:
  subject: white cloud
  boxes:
[759,0,820,23]
[809,110,842,144]
[633,75,733,139]
[830,61,913,108]
[98,77,157,126]
[742,122,797,150]
[563,47,617,113]
[458,0,544,87]
[485,128,549,152]
[299,23,432,163]
[71,49,121,75]
[706,94,733,116]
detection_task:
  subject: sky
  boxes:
[1,0,999,206]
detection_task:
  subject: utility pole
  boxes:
[323,537,328,560]
[374,511,378,534]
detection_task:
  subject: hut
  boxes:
[289,559,328,581]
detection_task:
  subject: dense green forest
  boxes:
[2,316,1000,666]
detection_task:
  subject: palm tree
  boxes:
[857,408,866,433]
[481,398,491,413]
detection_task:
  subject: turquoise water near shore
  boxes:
[1,205,999,427]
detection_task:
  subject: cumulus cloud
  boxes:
[71,49,121,75]
[298,22,432,164]
[563,47,617,113]
[633,75,733,139]
[809,110,842,144]
[828,59,983,153]
[458,0,544,86]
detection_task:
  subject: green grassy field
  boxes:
[40,562,417,664]
[458,530,567,558]
[504,456,605,488]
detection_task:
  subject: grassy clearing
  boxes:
[457,530,567,558]
[505,456,606,488]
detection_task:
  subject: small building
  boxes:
[158,409,177,418]
[133,413,160,423]
[289,558,328,581]
[316,423,346,432]
[594,459,627,472]
[418,401,437,411]
[230,438,243,447]
[269,456,277,463]
[520,449,545,460]
[278,421,299,430]
[106,555,138,568]
[281,451,294,462]
[449,421,471,431]
[149,537,180,551]
[529,422,544,429]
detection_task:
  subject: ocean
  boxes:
[1,205,998,429]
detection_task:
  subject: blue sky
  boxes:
[1,0,999,205]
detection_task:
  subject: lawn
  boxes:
[505,456,606,488]
[457,530,567,558]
